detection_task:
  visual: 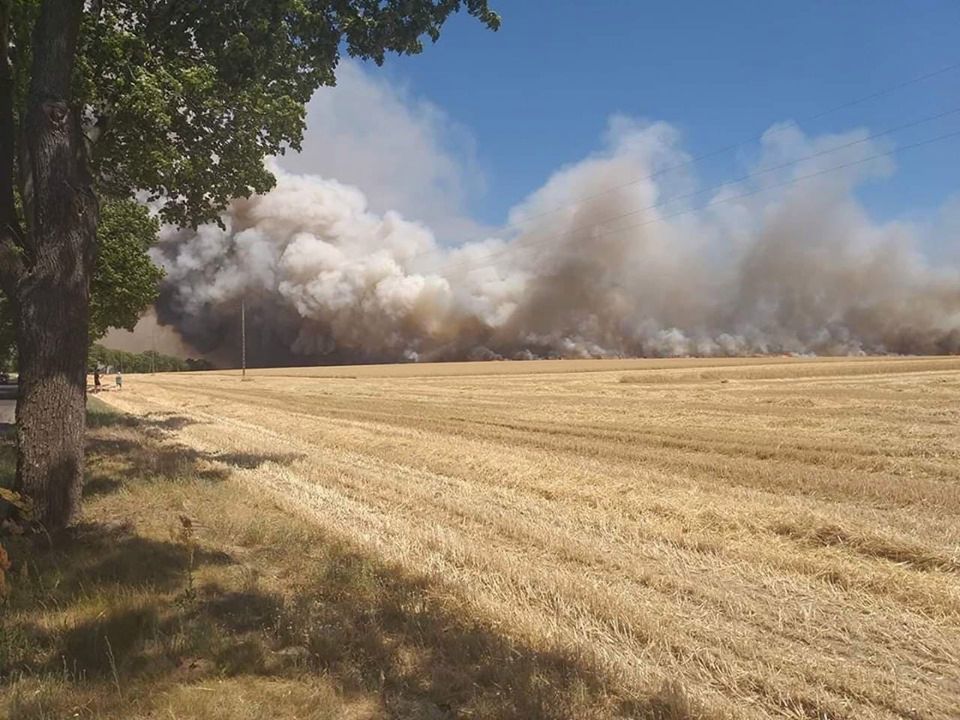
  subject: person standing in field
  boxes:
[93,368,101,393]
[115,370,123,391]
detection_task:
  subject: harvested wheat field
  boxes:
[99,356,960,719]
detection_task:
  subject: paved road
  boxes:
[0,385,17,427]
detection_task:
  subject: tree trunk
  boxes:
[11,0,96,530]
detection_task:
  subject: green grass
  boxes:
[86,394,116,415]
[0,404,681,719]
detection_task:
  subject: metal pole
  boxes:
[241,297,246,379]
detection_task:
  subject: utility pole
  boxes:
[241,296,247,380]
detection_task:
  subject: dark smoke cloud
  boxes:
[152,120,960,365]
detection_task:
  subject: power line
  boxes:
[421,126,960,278]
[415,106,960,275]
[804,60,960,124]
[423,59,960,255]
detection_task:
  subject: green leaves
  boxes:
[89,198,164,341]
[68,0,498,227]
[87,343,203,373]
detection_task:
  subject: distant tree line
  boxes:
[87,344,214,374]
[2,341,213,375]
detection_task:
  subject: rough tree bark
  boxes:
[0,0,97,530]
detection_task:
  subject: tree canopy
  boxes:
[89,199,164,340]
[9,0,500,227]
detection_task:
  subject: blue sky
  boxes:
[354,0,959,237]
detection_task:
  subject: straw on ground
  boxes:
[86,356,960,719]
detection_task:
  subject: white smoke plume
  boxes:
[153,118,960,365]
[278,60,490,242]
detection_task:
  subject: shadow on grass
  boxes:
[85,404,196,435]
[83,436,303,491]
[83,405,304,496]
[3,524,699,719]
[1,407,705,719]
[5,406,302,505]
[277,539,701,720]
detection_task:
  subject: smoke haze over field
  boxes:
[151,112,960,365]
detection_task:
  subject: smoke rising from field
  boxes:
[153,118,960,365]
